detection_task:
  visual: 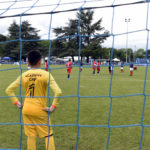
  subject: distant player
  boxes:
[97,60,100,74]
[6,50,62,150]
[45,58,48,71]
[66,59,72,79]
[134,65,137,70]
[108,62,113,74]
[92,60,96,75]
[80,61,83,72]
[120,62,124,73]
[129,63,133,76]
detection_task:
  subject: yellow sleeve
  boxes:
[49,74,62,107]
[5,76,21,104]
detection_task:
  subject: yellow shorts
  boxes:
[23,114,53,138]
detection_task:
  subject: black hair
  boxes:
[27,50,41,66]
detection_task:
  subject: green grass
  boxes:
[0,64,150,150]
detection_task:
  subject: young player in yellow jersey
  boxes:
[5,50,62,150]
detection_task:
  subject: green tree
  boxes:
[53,19,78,61]
[127,48,134,62]
[115,48,126,62]
[80,10,109,62]
[4,20,41,60]
[0,34,7,57]
[0,34,7,41]
[51,40,64,57]
[4,21,20,59]
[135,48,145,59]
[53,10,109,62]
[113,48,133,62]
[147,49,150,58]
[38,40,50,57]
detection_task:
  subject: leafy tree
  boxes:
[102,48,111,59]
[0,34,7,41]
[53,19,78,61]
[135,48,145,59]
[114,48,126,62]
[38,40,50,57]
[80,10,109,62]
[21,21,40,59]
[8,21,19,39]
[0,34,7,56]
[4,20,41,60]
[51,40,64,57]
[53,10,109,62]
[147,49,150,58]
[127,48,134,62]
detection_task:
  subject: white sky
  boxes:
[0,0,150,50]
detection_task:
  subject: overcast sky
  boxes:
[0,0,150,50]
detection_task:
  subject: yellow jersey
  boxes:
[6,69,62,116]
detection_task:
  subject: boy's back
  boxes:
[23,69,49,116]
[6,69,61,116]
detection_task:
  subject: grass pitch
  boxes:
[0,64,150,150]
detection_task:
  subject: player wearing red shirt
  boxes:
[45,59,48,71]
[134,65,137,70]
[92,60,96,75]
[66,59,72,79]
[97,61,100,74]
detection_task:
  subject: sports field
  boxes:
[0,64,150,150]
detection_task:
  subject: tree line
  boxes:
[0,10,149,62]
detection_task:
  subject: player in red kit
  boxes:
[45,58,48,71]
[92,60,96,75]
[66,59,72,79]
[97,60,100,75]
